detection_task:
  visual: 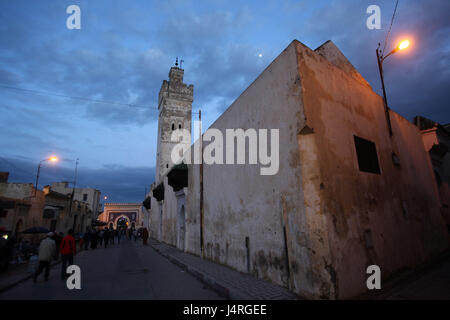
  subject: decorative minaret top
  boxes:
[155,61,194,180]
[158,58,193,108]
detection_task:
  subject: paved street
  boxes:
[0,238,224,300]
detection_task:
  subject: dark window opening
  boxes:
[434,170,442,186]
[83,194,88,201]
[171,123,175,131]
[179,124,182,129]
[354,136,381,174]
[392,152,400,167]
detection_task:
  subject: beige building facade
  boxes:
[146,40,448,299]
[0,173,94,236]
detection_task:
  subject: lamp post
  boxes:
[34,156,58,196]
[376,40,410,137]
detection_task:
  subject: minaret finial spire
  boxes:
[175,57,179,67]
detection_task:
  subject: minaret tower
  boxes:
[156,58,193,181]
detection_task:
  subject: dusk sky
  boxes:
[0,0,449,203]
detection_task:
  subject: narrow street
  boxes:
[0,238,224,300]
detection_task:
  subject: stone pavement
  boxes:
[0,259,60,293]
[365,250,450,300]
[149,238,298,300]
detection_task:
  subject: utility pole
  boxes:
[376,44,393,136]
[199,109,204,257]
[70,158,79,231]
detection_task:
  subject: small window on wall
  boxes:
[83,194,88,201]
[178,123,182,129]
[171,123,175,131]
[354,136,381,174]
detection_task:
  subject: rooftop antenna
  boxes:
[180,59,184,69]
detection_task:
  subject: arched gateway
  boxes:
[97,203,145,229]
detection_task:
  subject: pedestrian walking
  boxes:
[117,229,121,244]
[98,229,104,246]
[54,232,63,260]
[60,229,76,280]
[79,233,84,251]
[83,228,91,250]
[110,228,114,245]
[90,230,98,249]
[103,228,110,248]
[141,227,149,246]
[33,232,56,282]
[133,229,138,242]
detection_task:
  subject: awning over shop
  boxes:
[142,196,151,210]
[167,163,188,192]
[0,199,15,209]
[0,196,31,209]
[43,205,61,219]
[152,182,164,201]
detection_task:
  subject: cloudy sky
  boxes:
[0,0,449,202]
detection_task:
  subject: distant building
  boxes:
[413,116,450,228]
[0,175,94,235]
[145,40,448,299]
[51,182,101,219]
[0,177,44,235]
[98,203,145,230]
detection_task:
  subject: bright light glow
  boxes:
[104,196,108,200]
[48,156,58,162]
[258,53,263,58]
[398,40,410,51]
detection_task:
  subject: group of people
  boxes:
[4,225,150,282]
[33,229,77,282]
[79,226,149,250]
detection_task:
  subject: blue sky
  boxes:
[0,0,449,202]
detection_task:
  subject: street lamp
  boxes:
[34,156,59,196]
[376,39,411,136]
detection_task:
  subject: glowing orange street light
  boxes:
[376,39,412,136]
[398,40,410,51]
[34,155,59,196]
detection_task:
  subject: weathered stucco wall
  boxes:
[295,40,448,299]
[150,39,448,299]
[192,42,319,297]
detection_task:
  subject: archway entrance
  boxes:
[117,216,129,230]
[113,215,131,230]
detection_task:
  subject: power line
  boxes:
[382,0,400,56]
[0,83,202,114]
[0,84,158,110]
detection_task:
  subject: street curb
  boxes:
[150,242,238,300]
[150,240,293,300]
[0,260,61,294]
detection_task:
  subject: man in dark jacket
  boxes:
[53,232,63,260]
[83,228,91,250]
[103,228,109,248]
[60,229,76,280]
